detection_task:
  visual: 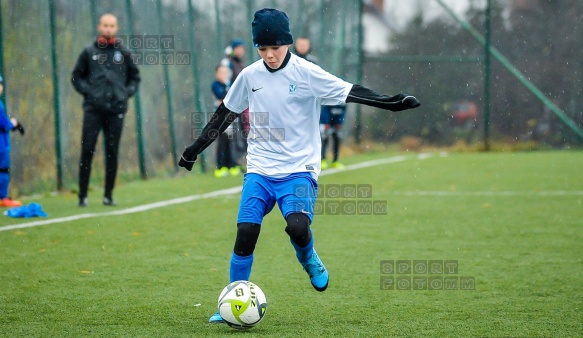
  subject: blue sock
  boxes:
[290,230,314,264]
[230,252,253,282]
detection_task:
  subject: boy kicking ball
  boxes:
[178,8,420,323]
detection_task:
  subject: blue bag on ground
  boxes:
[4,203,48,218]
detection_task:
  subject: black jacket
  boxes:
[71,39,140,114]
[228,55,245,83]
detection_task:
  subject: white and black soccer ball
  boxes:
[218,280,267,329]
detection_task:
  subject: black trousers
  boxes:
[216,132,237,169]
[322,129,341,162]
[79,109,125,199]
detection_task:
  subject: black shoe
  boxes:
[78,197,88,207]
[103,197,117,206]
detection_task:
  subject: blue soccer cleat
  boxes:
[301,249,329,292]
[208,311,224,324]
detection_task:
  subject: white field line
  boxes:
[0,154,429,232]
[0,186,243,232]
[391,191,583,196]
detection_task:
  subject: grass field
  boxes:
[1,150,582,337]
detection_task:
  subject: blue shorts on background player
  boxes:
[0,75,25,207]
[320,104,347,170]
[178,8,420,324]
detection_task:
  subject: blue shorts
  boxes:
[320,105,346,126]
[237,172,318,224]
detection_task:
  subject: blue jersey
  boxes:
[0,101,13,151]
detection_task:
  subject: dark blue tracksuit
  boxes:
[212,80,237,169]
[0,100,13,198]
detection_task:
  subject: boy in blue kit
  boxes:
[211,65,238,177]
[178,9,420,323]
[320,103,347,169]
[0,75,25,207]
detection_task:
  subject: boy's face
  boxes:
[233,45,246,58]
[215,66,229,83]
[294,38,310,55]
[257,45,289,69]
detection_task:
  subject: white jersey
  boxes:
[223,53,352,178]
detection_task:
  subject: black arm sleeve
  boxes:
[71,49,91,96]
[179,103,238,169]
[125,51,141,97]
[345,84,420,112]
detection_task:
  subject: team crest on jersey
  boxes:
[289,81,298,94]
[113,51,123,63]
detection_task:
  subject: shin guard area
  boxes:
[233,222,261,257]
[285,213,312,248]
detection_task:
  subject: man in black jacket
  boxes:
[71,13,140,207]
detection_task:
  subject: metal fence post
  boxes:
[354,0,363,145]
[246,0,255,66]
[187,0,206,172]
[90,0,97,35]
[576,60,583,117]
[332,0,346,75]
[319,0,327,63]
[125,0,147,179]
[49,0,63,190]
[0,1,6,106]
[156,0,178,170]
[484,0,492,151]
[296,0,305,38]
[214,0,223,57]
[90,0,110,156]
[569,60,580,118]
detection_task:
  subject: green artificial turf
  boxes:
[1,151,581,337]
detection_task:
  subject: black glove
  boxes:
[11,121,25,135]
[346,85,421,112]
[178,155,197,171]
[402,95,421,109]
[178,143,200,171]
[177,103,238,172]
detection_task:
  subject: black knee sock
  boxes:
[285,213,312,247]
[332,131,340,162]
[233,222,261,256]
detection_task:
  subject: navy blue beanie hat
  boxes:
[252,8,293,47]
[231,39,245,49]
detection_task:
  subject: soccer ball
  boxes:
[218,280,267,329]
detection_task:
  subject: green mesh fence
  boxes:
[0,0,361,195]
[1,0,581,196]
[360,0,583,147]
